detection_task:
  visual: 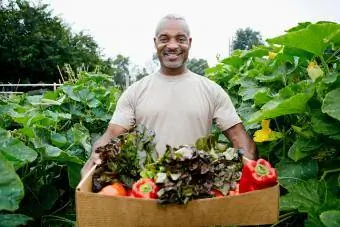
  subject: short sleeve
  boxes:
[213,85,242,131]
[109,86,136,130]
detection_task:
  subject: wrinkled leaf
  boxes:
[267,23,340,56]
[288,137,321,162]
[0,136,38,169]
[322,88,340,121]
[0,214,32,227]
[248,81,314,124]
[277,159,318,188]
[320,210,340,227]
[0,153,24,211]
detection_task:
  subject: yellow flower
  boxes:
[307,61,324,82]
[268,51,277,60]
[253,120,283,142]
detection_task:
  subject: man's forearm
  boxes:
[223,123,257,160]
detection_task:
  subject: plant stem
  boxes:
[325,48,340,64]
[320,55,330,75]
[320,168,340,181]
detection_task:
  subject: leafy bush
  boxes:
[0,72,121,226]
[206,21,340,226]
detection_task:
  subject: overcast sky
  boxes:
[44,0,339,68]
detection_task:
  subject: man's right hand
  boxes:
[80,123,128,179]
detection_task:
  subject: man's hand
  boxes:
[80,124,127,178]
[223,123,257,162]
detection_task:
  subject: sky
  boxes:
[43,0,340,69]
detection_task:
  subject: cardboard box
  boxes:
[76,165,279,227]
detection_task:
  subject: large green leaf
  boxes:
[311,112,340,136]
[0,135,38,169]
[0,214,32,227]
[247,81,314,124]
[320,210,340,227]
[276,159,318,188]
[322,88,340,121]
[43,144,83,164]
[280,179,340,223]
[267,22,340,56]
[67,162,82,188]
[0,153,24,211]
[288,137,321,162]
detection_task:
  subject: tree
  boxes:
[0,0,114,84]
[232,27,264,51]
[112,54,130,89]
[186,58,209,76]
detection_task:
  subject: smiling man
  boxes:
[81,14,257,178]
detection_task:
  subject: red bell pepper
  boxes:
[132,178,159,199]
[239,158,277,193]
[210,188,224,197]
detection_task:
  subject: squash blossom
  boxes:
[253,120,283,142]
[307,61,324,81]
[268,51,277,60]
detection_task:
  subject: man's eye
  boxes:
[159,37,168,42]
[178,37,187,43]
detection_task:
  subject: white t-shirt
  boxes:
[110,70,241,156]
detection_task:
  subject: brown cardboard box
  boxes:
[76,165,279,227]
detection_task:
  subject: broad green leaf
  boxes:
[323,71,338,84]
[247,81,314,124]
[320,210,340,227]
[253,88,274,106]
[87,98,101,108]
[221,55,244,69]
[240,46,269,59]
[280,179,340,216]
[61,85,80,101]
[0,137,38,169]
[276,159,318,188]
[288,137,321,162]
[67,162,82,188]
[311,112,340,136]
[27,95,66,106]
[322,88,340,121]
[291,125,314,139]
[66,123,91,153]
[286,22,312,32]
[43,144,83,164]
[51,133,68,148]
[267,23,340,56]
[0,214,32,227]
[0,153,24,211]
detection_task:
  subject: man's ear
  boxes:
[153,37,157,45]
[188,37,192,49]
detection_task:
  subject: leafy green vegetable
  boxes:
[92,125,158,191]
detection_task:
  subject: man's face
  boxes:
[154,20,192,72]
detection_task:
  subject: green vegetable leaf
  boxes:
[43,144,83,164]
[247,81,314,124]
[320,210,340,227]
[0,214,32,227]
[0,136,38,169]
[267,23,340,56]
[288,137,321,162]
[276,159,318,188]
[0,153,24,211]
[280,179,340,226]
[322,88,340,121]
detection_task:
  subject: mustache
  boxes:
[163,49,183,55]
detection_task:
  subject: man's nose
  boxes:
[166,39,179,49]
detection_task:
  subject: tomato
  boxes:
[98,182,127,196]
[210,188,224,197]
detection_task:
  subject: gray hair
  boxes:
[155,13,190,36]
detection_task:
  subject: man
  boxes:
[81,14,257,178]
